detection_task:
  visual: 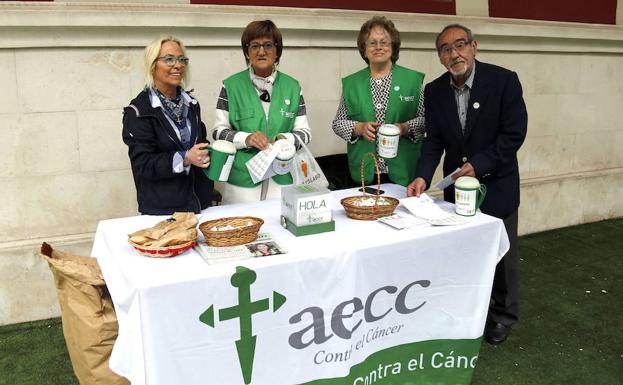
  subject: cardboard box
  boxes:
[281,185,332,227]
[281,216,335,237]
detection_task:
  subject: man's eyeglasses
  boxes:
[248,42,276,53]
[439,40,471,56]
[156,55,189,66]
[365,40,391,48]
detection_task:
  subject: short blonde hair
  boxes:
[143,36,190,89]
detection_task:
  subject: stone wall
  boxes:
[1,2,622,325]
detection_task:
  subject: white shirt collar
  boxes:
[249,66,277,85]
[450,61,476,90]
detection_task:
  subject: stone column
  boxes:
[455,0,489,17]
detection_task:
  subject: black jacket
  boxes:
[415,61,528,219]
[122,89,213,215]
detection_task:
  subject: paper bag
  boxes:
[291,140,329,188]
[39,242,129,385]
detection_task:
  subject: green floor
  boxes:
[1,218,622,385]
[471,218,623,385]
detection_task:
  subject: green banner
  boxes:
[300,338,482,385]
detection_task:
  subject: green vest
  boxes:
[224,70,301,187]
[342,64,424,186]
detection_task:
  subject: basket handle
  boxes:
[360,152,382,203]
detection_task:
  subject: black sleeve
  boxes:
[122,107,178,181]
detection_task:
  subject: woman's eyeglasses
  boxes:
[365,40,391,48]
[156,55,189,66]
[248,42,276,53]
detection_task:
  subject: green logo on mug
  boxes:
[454,176,487,216]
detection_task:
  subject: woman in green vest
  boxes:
[332,16,425,187]
[212,20,312,204]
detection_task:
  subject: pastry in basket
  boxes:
[128,212,198,247]
[340,152,399,220]
[351,196,394,206]
[149,228,198,247]
[198,216,264,247]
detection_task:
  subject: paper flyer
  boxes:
[194,233,287,264]
[434,167,461,190]
[400,194,468,226]
[245,144,281,184]
[377,212,430,230]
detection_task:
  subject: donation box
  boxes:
[281,185,335,236]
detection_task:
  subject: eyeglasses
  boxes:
[365,40,391,48]
[156,55,189,66]
[439,40,471,56]
[248,42,276,52]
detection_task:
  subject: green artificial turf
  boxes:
[1,218,621,385]
[0,318,77,385]
[472,218,623,385]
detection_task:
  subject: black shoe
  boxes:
[485,322,511,345]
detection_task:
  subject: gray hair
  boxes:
[435,24,475,51]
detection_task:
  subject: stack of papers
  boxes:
[377,212,429,230]
[245,144,282,184]
[400,194,468,226]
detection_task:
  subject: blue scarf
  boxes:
[153,87,191,149]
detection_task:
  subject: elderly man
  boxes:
[407,24,527,344]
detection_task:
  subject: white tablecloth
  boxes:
[93,184,509,385]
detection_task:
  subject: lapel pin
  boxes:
[394,86,400,91]
[473,102,480,109]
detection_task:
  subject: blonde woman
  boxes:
[122,36,213,214]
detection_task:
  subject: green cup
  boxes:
[203,140,236,182]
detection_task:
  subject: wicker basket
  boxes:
[128,240,197,258]
[199,216,264,247]
[341,152,399,220]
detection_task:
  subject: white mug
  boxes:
[377,124,400,159]
[454,176,487,216]
[271,139,296,175]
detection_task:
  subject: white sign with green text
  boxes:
[116,216,508,385]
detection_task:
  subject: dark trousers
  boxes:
[488,210,519,326]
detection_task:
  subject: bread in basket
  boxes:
[128,212,198,258]
[128,240,196,258]
[199,216,264,247]
[341,152,399,220]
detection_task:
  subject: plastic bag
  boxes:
[291,140,329,188]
